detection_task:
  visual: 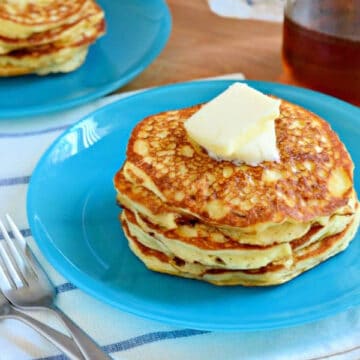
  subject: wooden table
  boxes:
[121,0,284,93]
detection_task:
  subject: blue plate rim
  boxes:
[0,0,172,119]
[27,80,360,331]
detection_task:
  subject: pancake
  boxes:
[0,0,103,54]
[115,170,356,245]
[122,207,354,270]
[122,207,360,286]
[114,96,359,286]
[0,0,105,76]
[123,209,294,270]
[0,0,88,39]
[123,101,354,228]
[0,46,88,76]
[0,17,104,76]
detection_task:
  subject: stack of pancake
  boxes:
[114,99,359,286]
[0,0,105,76]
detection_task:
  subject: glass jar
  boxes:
[282,0,360,105]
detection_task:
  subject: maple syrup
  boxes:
[282,0,360,105]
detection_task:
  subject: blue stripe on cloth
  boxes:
[55,282,77,294]
[102,329,210,353]
[37,329,210,360]
[0,175,31,186]
[0,124,69,138]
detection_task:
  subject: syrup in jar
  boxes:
[282,0,360,105]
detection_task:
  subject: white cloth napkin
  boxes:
[208,0,286,22]
[0,74,359,360]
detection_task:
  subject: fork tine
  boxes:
[0,247,17,289]
[5,214,30,265]
[0,220,27,287]
[5,214,38,277]
[1,219,26,270]
[6,214,26,250]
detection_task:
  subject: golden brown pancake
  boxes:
[123,101,354,228]
[122,208,295,270]
[0,0,105,76]
[0,0,88,39]
[114,97,359,286]
[0,0,103,54]
[115,171,356,245]
[0,17,104,76]
[122,210,359,286]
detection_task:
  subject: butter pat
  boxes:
[184,83,281,166]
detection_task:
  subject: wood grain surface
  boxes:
[120,0,284,93]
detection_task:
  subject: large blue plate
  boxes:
[27,80,360,331]
[0,0,171,118]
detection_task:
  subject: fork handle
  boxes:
[50,304,112,360]
[6,307,84,360]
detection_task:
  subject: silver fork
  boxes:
[0,291,83,359]
[0,215,111,360]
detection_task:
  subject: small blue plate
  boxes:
[0,0,171,118]
[27,80,360,331]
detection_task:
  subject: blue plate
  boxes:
[27,80,360,331]
[0,0,171,118]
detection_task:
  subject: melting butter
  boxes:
[184,83,281,166]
